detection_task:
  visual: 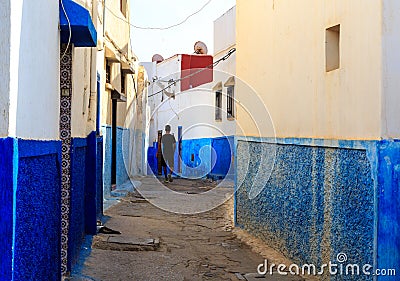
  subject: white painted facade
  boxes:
[381,0,400,138]
[96,0,150,177]
[125,65,150,175]
[4,0,60,140]
[214,6,236,55]
[0,0,11,137]
[236,0,400,140]
[0,0,106,140]
[146,7,236,144]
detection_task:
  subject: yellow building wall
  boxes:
[99,0,139,129]
[236,0,382,140]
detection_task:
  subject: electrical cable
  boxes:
[148,48,236,98]
[60,0,72,61]
[105,0,212,30]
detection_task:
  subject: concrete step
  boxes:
[93,235,160,251]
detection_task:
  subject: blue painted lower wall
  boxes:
[14,139,62,281]
[102,126,130,194]
[0,138,15,281]
[0,133,103,280]
[181,138,212,179]
[235,137,399,280]
[376,140,400,280]
[211,136,234,180]
[68,138,87,271]
[68,132,103,271]
[95,137,103,219]
[102,126,112,197]
[116,127,130,185]
[147,142,158,176]
[147,136,234,180]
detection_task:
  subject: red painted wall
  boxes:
[180,55,213,91]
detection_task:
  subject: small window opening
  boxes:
[215,90,222,121]
[227,86,235,119]
[106,63,111,84]
[121,72,126,94]
[326,24,340,72]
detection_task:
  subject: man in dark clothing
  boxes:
[161,125,176,183]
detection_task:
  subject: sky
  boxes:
[130,0,236,62]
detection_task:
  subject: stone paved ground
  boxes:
[72,177,305,281]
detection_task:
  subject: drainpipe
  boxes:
[90,0,99,135]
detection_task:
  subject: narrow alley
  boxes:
[72,177,303,281]
[1,1,399,280]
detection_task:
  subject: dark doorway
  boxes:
[110,89,126,187]
[111,99,117,186]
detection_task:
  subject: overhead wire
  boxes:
[60,0,72,61]
[105,0,213,30]
[148,48,236,98]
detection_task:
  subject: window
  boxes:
[215,90,222,121]
[106,63,111,83]
[120,0,127,17]
[120,66,126,94]
[326,24,340,72]
[121,73,126,94]
[227,86,234,119]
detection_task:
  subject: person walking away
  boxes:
[161,125,176,183]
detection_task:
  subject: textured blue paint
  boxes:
[102,126,112,197]
[14,139,61,281]
[376,140,400,279]
[66,133,104,271]
[18,139,61,157]
[69,137,87,271]
[96,73,101,135]
[85,132,99,235]
[0,135,104,279]
[147,142,158,175]
[180,138,212,178]
[147,136,234,180]
[211,136,234,180]
[236,140,375,280]
[59,0,97,47]
[0,138,14,281]
[116,127,130,185]
[96,137,104,219]
[102,126,130,190]
[236,136,372,150]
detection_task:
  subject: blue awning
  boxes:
[59,0,97,47]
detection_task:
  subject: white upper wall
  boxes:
[381,0,400,138]
[148,52,236,143]
[147,6,237,142]
[71,48,95,138]
[0,0,11,137]
[236,0,384,140]
[8,0,60,140]
[104,0,131,56]
[214,6,236,55]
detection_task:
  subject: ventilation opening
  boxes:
[326,24,340,72]
[191,154,195,161]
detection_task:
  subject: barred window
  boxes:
[215,90,222,121]
[227,86,234,119]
